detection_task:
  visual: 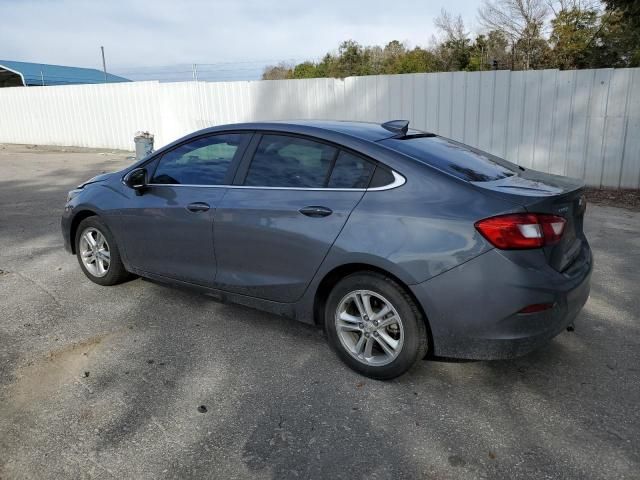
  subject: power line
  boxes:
[113,57,303,72]
[111,57,307,79]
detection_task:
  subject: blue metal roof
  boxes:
[0,60,130,86]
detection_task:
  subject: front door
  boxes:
[118,132,251,286]
[214,134,376,302]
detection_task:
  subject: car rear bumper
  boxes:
[410,243,592,360]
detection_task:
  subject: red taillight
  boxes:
[475,213,566,249]
[518,303,555,314]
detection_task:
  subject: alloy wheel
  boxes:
[79,227,110,277]
[334,289,405,366]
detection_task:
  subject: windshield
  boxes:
[381,136,519,182]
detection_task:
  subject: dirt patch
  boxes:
[8,332,117,409]
[584,188,640,211]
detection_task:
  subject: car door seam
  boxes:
[211,187,230,284]
[294,190,369,302]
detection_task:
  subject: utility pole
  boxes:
[100,46,108,82]
[40,71,45,86]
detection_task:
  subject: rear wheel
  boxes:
[75,216,130,286]
[325,272,428,379]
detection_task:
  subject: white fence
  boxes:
[1,68,639,188]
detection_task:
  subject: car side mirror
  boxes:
[123,168,148,195]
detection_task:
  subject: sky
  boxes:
[0,0,479,82]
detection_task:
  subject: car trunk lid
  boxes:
[473,169,587,272]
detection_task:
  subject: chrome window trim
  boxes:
[366,171,406,191]
[142,170,406,192]
[145,183,366,192]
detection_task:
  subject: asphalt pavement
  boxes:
[0,144,638,479]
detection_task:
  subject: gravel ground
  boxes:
[0,144,639,480]
[585,188,640,211]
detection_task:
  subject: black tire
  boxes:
[75,216,130,286]
[324,272,429,380]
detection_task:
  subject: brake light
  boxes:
[475,213,566,249]
[518,303,555,314]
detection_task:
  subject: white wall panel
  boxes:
[412,74,428,131]
[505,71,526,165]
[450,71,466,142]
[478,71,495,153]
[491,70,510,158]
[566,71,593,180]
[0,69,639,187]
[463,72,480,146]
[533,70,557,173]
[549,70,574,176]
[437,72,453,138]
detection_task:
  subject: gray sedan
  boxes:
[61,120,592,379]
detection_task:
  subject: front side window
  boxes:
[152,134,247,185]
[244,135,336,188]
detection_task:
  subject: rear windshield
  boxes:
[381,136,518,182]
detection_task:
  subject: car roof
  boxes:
[201,120,423,143]
[270,120,412,141]
[148,120,427,165]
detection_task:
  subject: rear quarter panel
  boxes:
[328,160,523,285]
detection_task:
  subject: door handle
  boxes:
[299,206,333,218]
[187,202,210,213]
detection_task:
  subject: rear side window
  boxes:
[244,135,336,188]
[328,151,375,188]
[369,166,395,188]
[152,134,247,185]
[381,136,517,182]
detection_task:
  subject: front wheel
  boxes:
[325,272,429,379]
[75,216,130,286]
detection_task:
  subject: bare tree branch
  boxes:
[435,9,469,43]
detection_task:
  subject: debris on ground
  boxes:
[584,188,640,211]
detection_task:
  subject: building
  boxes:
[0,60,130,87]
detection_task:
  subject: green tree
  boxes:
[478,0,549,69]
[365,45,385,74]
[468,30,510,70]
[260,0,640,80]
[397,47,438,73]
[335,40,366,77]
[292,62,318,79]
[602,0,640,27]
[382,40,409,73]
[433,9,473,70]
[549,8,600,68]
[587,9,640,66]
[261,62,293,80]
[515,21,552,69]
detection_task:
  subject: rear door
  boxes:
[118,132,251,286]
[213,133,375,302]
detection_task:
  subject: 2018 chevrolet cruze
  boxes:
[62,120,592,379]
